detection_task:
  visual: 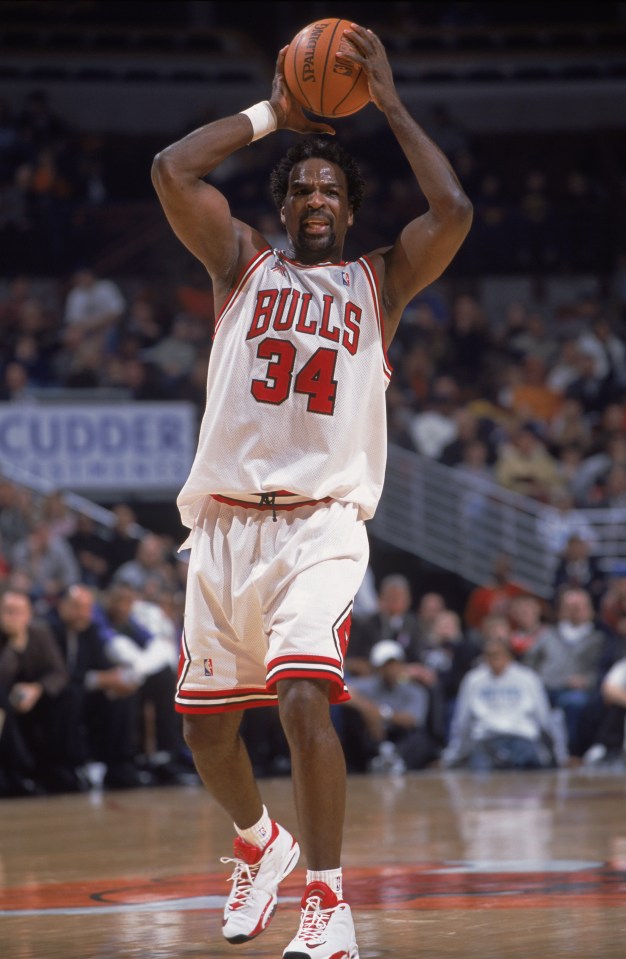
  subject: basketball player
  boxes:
[152,24,471,959]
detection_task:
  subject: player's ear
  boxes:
[280,206,286,225]
[348,206,354,227]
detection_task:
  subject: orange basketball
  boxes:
[284,18,370,118]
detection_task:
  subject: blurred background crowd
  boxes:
[1,1,626,795]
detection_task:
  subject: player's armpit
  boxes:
[380,203,472,342]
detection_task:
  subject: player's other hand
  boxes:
[270,47,336,136]
[338,25,398,112]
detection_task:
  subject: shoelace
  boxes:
[297,895,333,944]
[220,855,260,909]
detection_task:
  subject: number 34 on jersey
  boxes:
[245,286,363,416]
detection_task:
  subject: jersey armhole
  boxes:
[358,255,393,378]
[213,246,273,336]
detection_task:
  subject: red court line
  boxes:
[2,864,626,913]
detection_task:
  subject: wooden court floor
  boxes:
[2,768,626,959]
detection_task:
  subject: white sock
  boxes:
[234,805,273,850]
[307,868,343,898]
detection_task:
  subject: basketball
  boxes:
[284,18,370,118]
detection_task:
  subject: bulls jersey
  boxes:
[177,248,392,527]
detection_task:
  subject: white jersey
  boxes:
[178,248,392,527]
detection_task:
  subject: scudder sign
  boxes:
[0,402,196,491]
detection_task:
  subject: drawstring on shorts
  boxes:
[259,492,277,521]
[211,492,331,519]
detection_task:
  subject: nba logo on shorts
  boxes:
[341,271,350,287]
[204,658,214,677]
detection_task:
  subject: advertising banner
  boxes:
[0,402,197,492]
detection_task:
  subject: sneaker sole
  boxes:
[225,901,276,944]
[283,952,356,959]
[224,840,301,944]
[283,935,359,959]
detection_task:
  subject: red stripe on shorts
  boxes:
[212,494,331,511]
[175,685,278,714]
[266,658,350,705]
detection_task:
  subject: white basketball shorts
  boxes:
[175,495,369,713]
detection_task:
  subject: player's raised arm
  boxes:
[151,112,260,289]
[340,25,473,345]
[151,48,334,294]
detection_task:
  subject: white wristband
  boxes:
[239,101,277,142]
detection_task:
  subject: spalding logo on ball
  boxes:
[284,18,370,118]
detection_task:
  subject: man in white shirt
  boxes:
[63,268,126,352]
[442,628,556,770]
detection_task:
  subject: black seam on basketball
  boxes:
[320,19,343,117]
[332,66,365,117]
[292,31,313,111]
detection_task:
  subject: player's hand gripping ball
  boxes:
[284,18,370,118]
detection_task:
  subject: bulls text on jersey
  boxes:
[246,288,361,356]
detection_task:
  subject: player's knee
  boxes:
[277,678,332,744]
[182,712,241,756]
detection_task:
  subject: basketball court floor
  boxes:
[2,768,626,958]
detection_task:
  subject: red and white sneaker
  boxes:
[283,881,359,959]
[221,822,300,943]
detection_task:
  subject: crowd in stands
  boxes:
[335,567,626,775]
[1,261,626,505]
[3,264,625,523]
[1,77,625,794]
[387,286,626,519]
[0,267,213,415]
[237,564,626,778]
[1,88,625,507]
[3,491,626,795]
[0,485,198,796]
[1,83,625,278]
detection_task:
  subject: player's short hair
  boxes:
[270,136,365,213]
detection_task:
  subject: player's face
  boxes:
[281,158,353,263]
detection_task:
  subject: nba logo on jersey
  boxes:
[203,658,214,677]
[271,258,288,278]
[341,271,350,287]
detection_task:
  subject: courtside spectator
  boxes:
[49,584,145,790]
[441,631,558,770]
[344,640,443,773]
[0,588,83,795]
[524,588,607,757]
[347,575,430,678]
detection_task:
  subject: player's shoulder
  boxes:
[361,247,390,269]
[358,247,390,289]
[212,220,272,302]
